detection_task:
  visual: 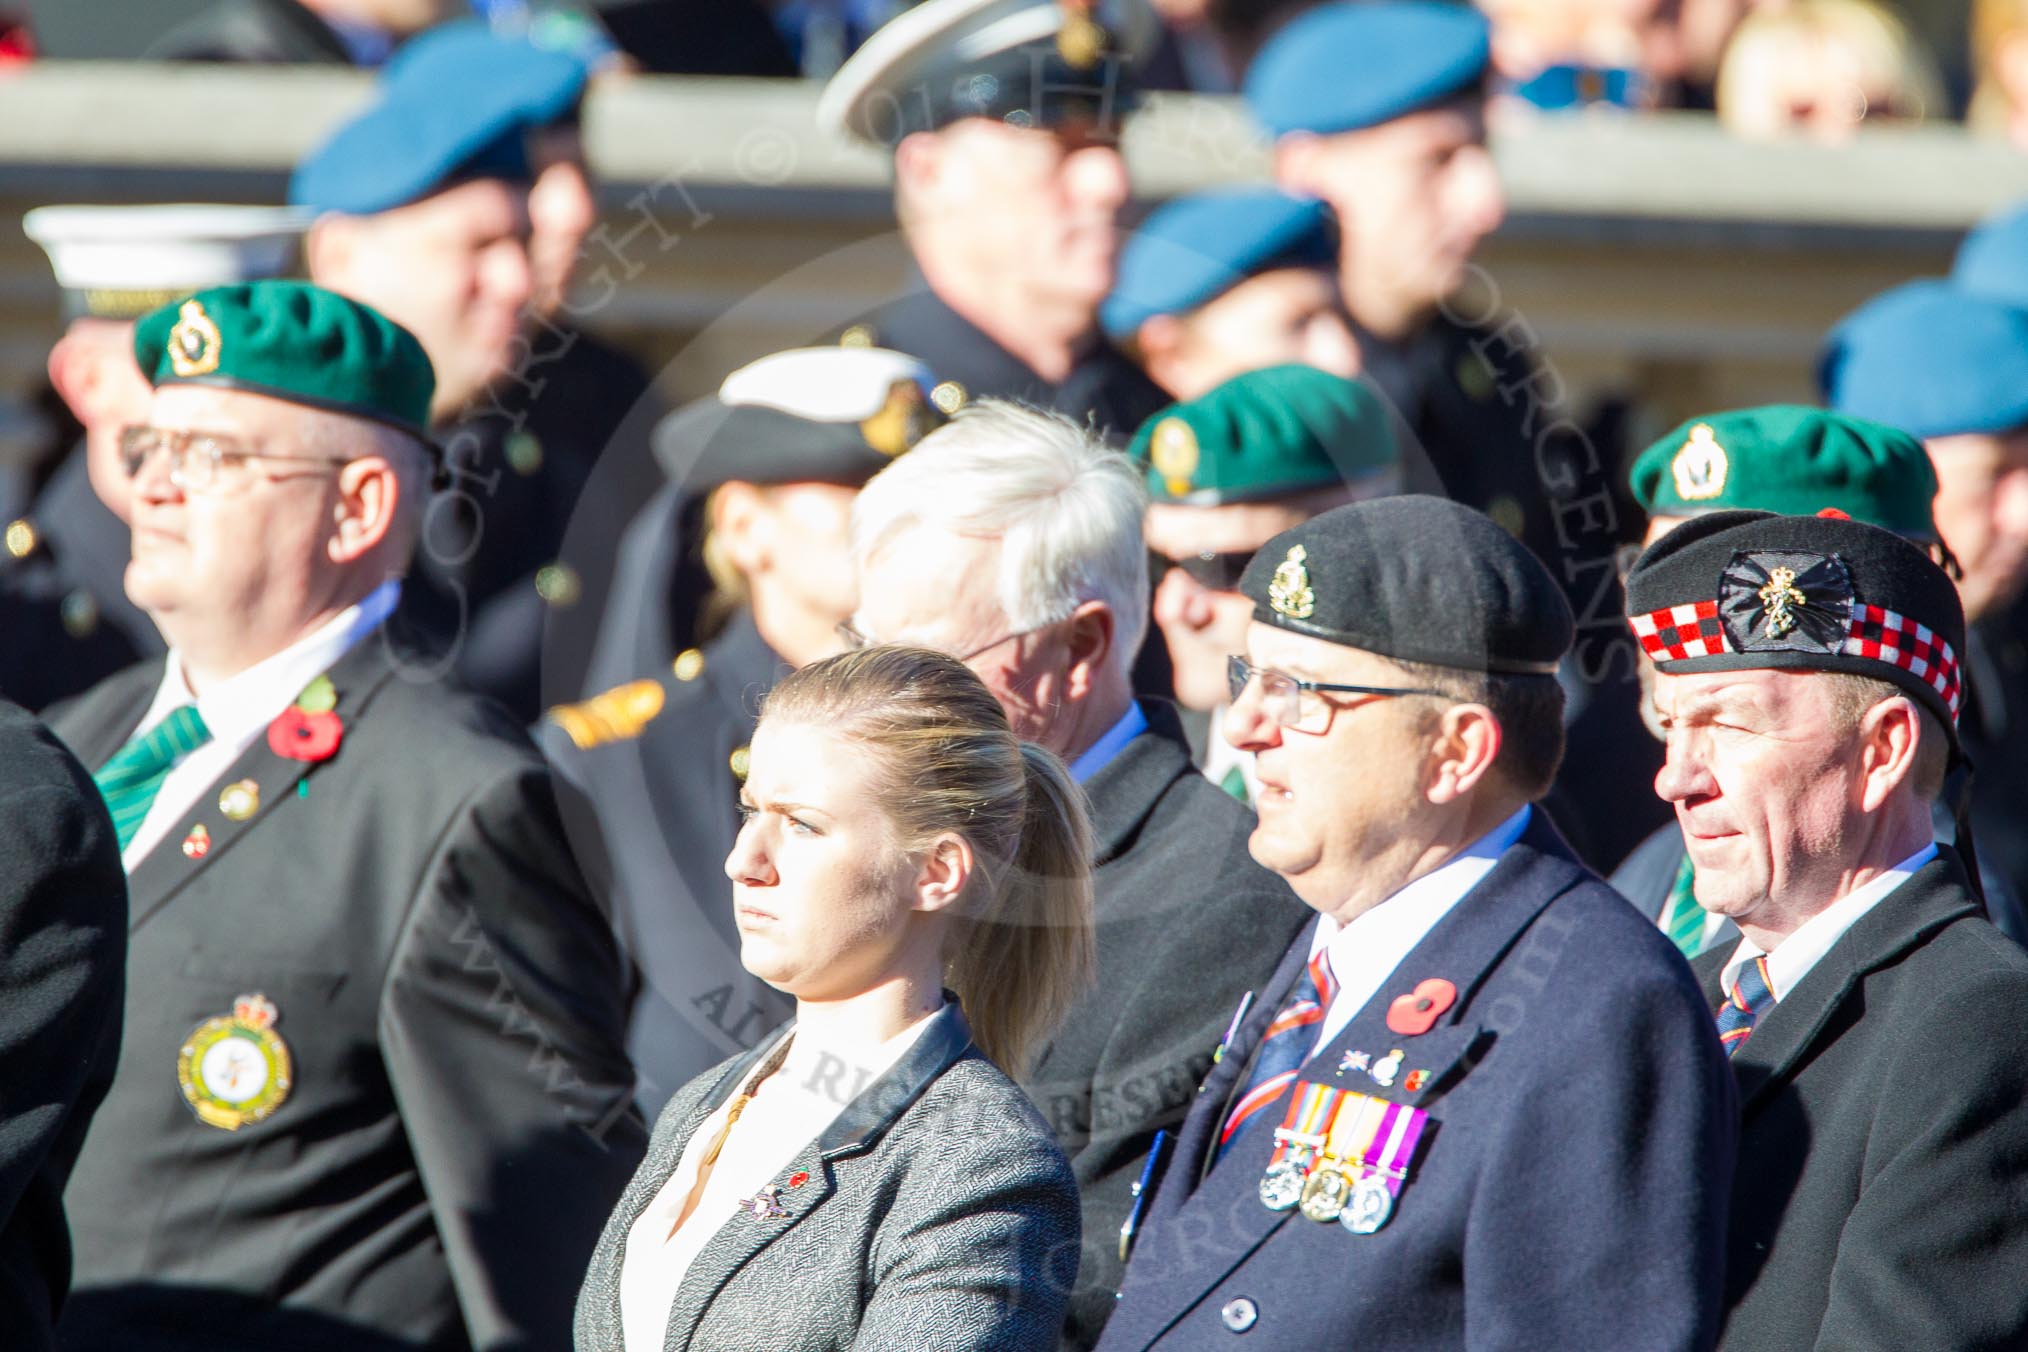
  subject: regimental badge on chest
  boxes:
[177,992,294,1131]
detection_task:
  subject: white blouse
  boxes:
[618,1012,939,1352]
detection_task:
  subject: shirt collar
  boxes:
[147,579,401,749]
[1309,805,1534,965]
[1719,843,1939,1003]
[1068,701,1149,783]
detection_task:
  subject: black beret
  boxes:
[1623,508,1966,743]
[1238,495,1573,675]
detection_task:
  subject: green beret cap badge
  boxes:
[168,300,223,378]
[1149,417,1200,497]
[1670,423,1729,502]
[1269,544,1316,620]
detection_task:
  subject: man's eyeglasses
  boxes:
[1153,548,1255,593]
[837,620,1049,663]
[119,426,357,494]
[1226,654,1449,732]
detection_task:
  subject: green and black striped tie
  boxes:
[1659,854,1707,960]
[92,705,212,849]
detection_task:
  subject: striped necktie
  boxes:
[1716,955,1776,1057]
[1660,854,1707,959]
[1215,950,1338,1163]
[92,705,212,849]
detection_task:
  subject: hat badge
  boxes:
[1057,0,1107,70]
[860,380,938,458]
[167,299,223,378]
[1757,566,1807,639]
[1670,423,1728,502]
[1269,544,1316,621]
[1150,418,1199,497]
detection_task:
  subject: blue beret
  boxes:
[1100,189,1337,340]
[290,21,588,216]
[1953,200,2028,309]
[1245,1,1491,138]
[1818,279,2028,440]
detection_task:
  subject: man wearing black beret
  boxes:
[1626,507,2028,1350]
[1099,495,1733,1351]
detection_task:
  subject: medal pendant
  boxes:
[1298,1165,1352,1223]
[1340,1173,1396,1234]
[1258,1158,1309,1212]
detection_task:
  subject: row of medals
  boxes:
[1260,1134,1398,1234]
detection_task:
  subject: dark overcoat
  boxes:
[51,637,644,1350]
[1096,819,1736,1351]
[1693,849,2028,1351]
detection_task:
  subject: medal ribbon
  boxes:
[1267,1081,1342,1169]
[1317,1092,1430,1197]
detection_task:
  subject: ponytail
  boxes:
[945,743,1096,1076]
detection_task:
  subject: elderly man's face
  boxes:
[1927,431,2028,621]
[903,117,1130,317]
[1278,101,1504,340]
[125,385,355,634]
[1651,667,1869,934]
[312,178,533,422]
[853,525,1081,753]
[1223,622,1442,911]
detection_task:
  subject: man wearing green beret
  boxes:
[1133,365,1401,799]
[1607,406,2028,956]
[47,280,642,1351]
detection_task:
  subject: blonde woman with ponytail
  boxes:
[576,645,1095,1352]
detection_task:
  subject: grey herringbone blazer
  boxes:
[575,1004,1079,1351]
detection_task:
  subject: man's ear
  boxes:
[1426,702,1502,805]
[302,213,357,289]
[913,832,975,914]
[1060,600,1116,701]
[711,481,771,576]
[1855,695,1922,812]
[1135,313,1189,393]
[329,455,404,564]
[892,130,945,201]
[1272,133,1322,194]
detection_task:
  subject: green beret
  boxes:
[1130,365,1400,506]
[1240,495,1573,674]
[1629,405,1936,541]
[134,280,435,441]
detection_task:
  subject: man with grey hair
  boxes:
[850,399,1307,1350]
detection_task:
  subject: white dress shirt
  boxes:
[1306,806,1532,1054]
[121,580,401,870]
[619,1011,937,1352]
[1718,844,1938,1004]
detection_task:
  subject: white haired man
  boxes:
[849,399,1309,1349]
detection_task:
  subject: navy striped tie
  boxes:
[93,705,212,849]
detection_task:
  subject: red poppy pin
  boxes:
[787,1171,809,1188]
[268,675,343,764]
[1385,978,1458,1037]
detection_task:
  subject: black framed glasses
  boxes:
[118,425,356,494]
[1153,547,1255,593]
[1226,654,1450,732]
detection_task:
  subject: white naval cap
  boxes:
[24,203,313,320]
[655,346,961,491]
[815,0,1158,147]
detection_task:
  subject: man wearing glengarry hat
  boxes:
[1625,507,2028,1349]
[49,279,641,1351]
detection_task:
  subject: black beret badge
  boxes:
[1269,544,1316,620]
[1718,551,1852,654]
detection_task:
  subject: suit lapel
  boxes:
[643,1006,977,1350]
[1721,852,1980,1114]
[123,639,403,934]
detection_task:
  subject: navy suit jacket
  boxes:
[1097,819,1737,1351]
